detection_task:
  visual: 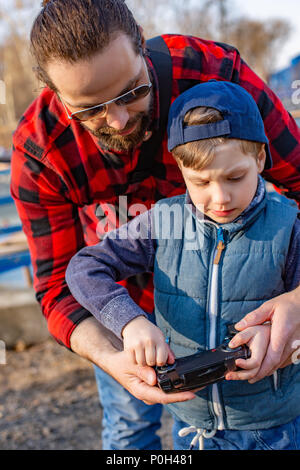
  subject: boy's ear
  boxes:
[256,145,266,173]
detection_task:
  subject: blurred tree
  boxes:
[0,0,38,148]
[126,0,164,37]
[129,0,290,81]
[225,18,291,81]
[169,0,233,42]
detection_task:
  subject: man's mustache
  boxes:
[98,113,144,136]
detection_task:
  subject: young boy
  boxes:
[66,81,300,450]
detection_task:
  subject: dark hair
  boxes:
[31,0,142,90]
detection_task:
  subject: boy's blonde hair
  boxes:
[172,107,264,170]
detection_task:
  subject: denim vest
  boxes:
[153,189,300,430]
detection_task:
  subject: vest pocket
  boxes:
[276,363,298,394]
[156,320,204,358]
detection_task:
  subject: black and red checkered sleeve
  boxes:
[10,145,91,348]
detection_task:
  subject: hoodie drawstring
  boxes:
[178,425,217,450]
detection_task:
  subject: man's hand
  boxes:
[225,325,270,382]
[234,286,300,382]
[107,349,196,405]
[70,317,196,405]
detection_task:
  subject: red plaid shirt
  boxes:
[11,34,300,349]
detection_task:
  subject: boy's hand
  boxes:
[70,317,196,405]
[225,325,270,383]
[122,316,175,367]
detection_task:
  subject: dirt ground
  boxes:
[0,337,173,450]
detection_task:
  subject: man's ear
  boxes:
[257,144,266,173]
[138,25,147,52]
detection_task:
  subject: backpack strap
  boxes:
[128,36,173,184]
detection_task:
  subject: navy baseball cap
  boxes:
[167,80,272,169]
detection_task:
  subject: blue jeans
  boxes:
[93,311,163,450]
[172,416,300,450]
[94,365,163,450]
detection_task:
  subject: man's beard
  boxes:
[83,97,153,153]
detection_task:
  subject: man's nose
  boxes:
[104,103,130,130]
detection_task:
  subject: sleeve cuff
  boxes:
[99,294,147,339]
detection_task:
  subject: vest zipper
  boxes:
[213,229,225,265]
[208,227,225,430]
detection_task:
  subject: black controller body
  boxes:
[155,325,250,393]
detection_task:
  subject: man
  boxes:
[11,0,300,450]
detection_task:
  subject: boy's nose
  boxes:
[212,184,231,205]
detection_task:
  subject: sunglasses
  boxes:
[59,58,152,122]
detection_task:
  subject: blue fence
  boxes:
[0,168,31,279]
[0,250,31,274]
